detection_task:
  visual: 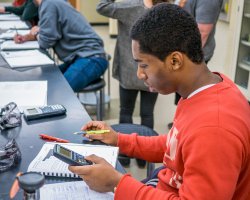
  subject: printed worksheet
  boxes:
[40,181,114,200]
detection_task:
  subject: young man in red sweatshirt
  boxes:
[69,4,250,200]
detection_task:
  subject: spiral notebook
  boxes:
[28,142,119,178]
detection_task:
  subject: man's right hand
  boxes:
[0,7,5,13]
[14,34,26,44]
[14,33,37,44]
[82,121,118,146]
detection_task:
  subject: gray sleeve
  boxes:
[38,3,62,49]
[195,0,223,24]
[96,0,137,21]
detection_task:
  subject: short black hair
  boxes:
[130,3,204,63]
[152,0,174,5]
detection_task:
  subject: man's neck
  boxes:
[34,0,42,6]
[179,63,222,99]
[143,0,153,8]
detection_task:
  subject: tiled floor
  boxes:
[82,25,226,181]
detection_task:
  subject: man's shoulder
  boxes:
[41,0,64,7]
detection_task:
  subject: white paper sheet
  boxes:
[40,181,114,200]
[1,50,54,68]
[0,21,29,29]
[0,29,30,39]
[1,40,39,50]
[0,14,20,21]
[0,81,47,108]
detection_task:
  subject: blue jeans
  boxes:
[59,56,108,92]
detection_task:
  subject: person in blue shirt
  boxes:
[14,0,108,92]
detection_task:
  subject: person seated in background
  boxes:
[12,0,26,7]
[69,4,250,200]
[0,0,38,25]
[14,0,108,92]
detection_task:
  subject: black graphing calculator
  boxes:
[53,144,93,166]
[23,104,66,121]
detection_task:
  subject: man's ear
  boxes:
[169,51,183,71]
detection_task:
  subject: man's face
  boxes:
[132,40,177,95]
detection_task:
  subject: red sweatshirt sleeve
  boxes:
[115,174,178,200]
[115,127,245,200]
[117,133,167,163]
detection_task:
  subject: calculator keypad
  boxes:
[40,105,64,113]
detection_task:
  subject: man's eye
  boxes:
[139,64,148,68]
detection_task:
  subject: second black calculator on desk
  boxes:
[23,104,66,121]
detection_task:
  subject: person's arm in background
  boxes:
[195,0,223,47]
[96,0,137,21]
[0,2,25,16]
[37,3,62,49]
[0,0,37,22]
[198,24,214,48]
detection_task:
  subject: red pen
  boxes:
[39,134,69,143]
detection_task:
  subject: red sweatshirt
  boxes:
[115,73,250,200]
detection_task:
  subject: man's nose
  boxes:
[137,67,145,80]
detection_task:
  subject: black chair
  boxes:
[76,54,111,120]
[77,78,106,120]
[111,123,158,177]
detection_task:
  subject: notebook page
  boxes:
[0,29,30,39]
[0,14,20,21]
[0,81,47,108]
[0,21,29,29]
[40,181,114,200]
[0,40,39,50]
[1,50,54,68]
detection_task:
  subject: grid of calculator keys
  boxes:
[40,105,63,113]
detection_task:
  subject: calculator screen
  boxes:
[59,146,71,158]
[27,108,38,114]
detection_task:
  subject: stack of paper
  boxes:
[0,14,20,21]
[1,50,54,68]
[0,29,30,40]
[0,21,29,29]
[0,81,47,108]
[1,40,39,50]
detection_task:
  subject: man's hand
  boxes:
[0,7,5,13]
[69,155,123,193]
[82,121,118,146]
[14,34,26,43]
[14,33,37,44]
